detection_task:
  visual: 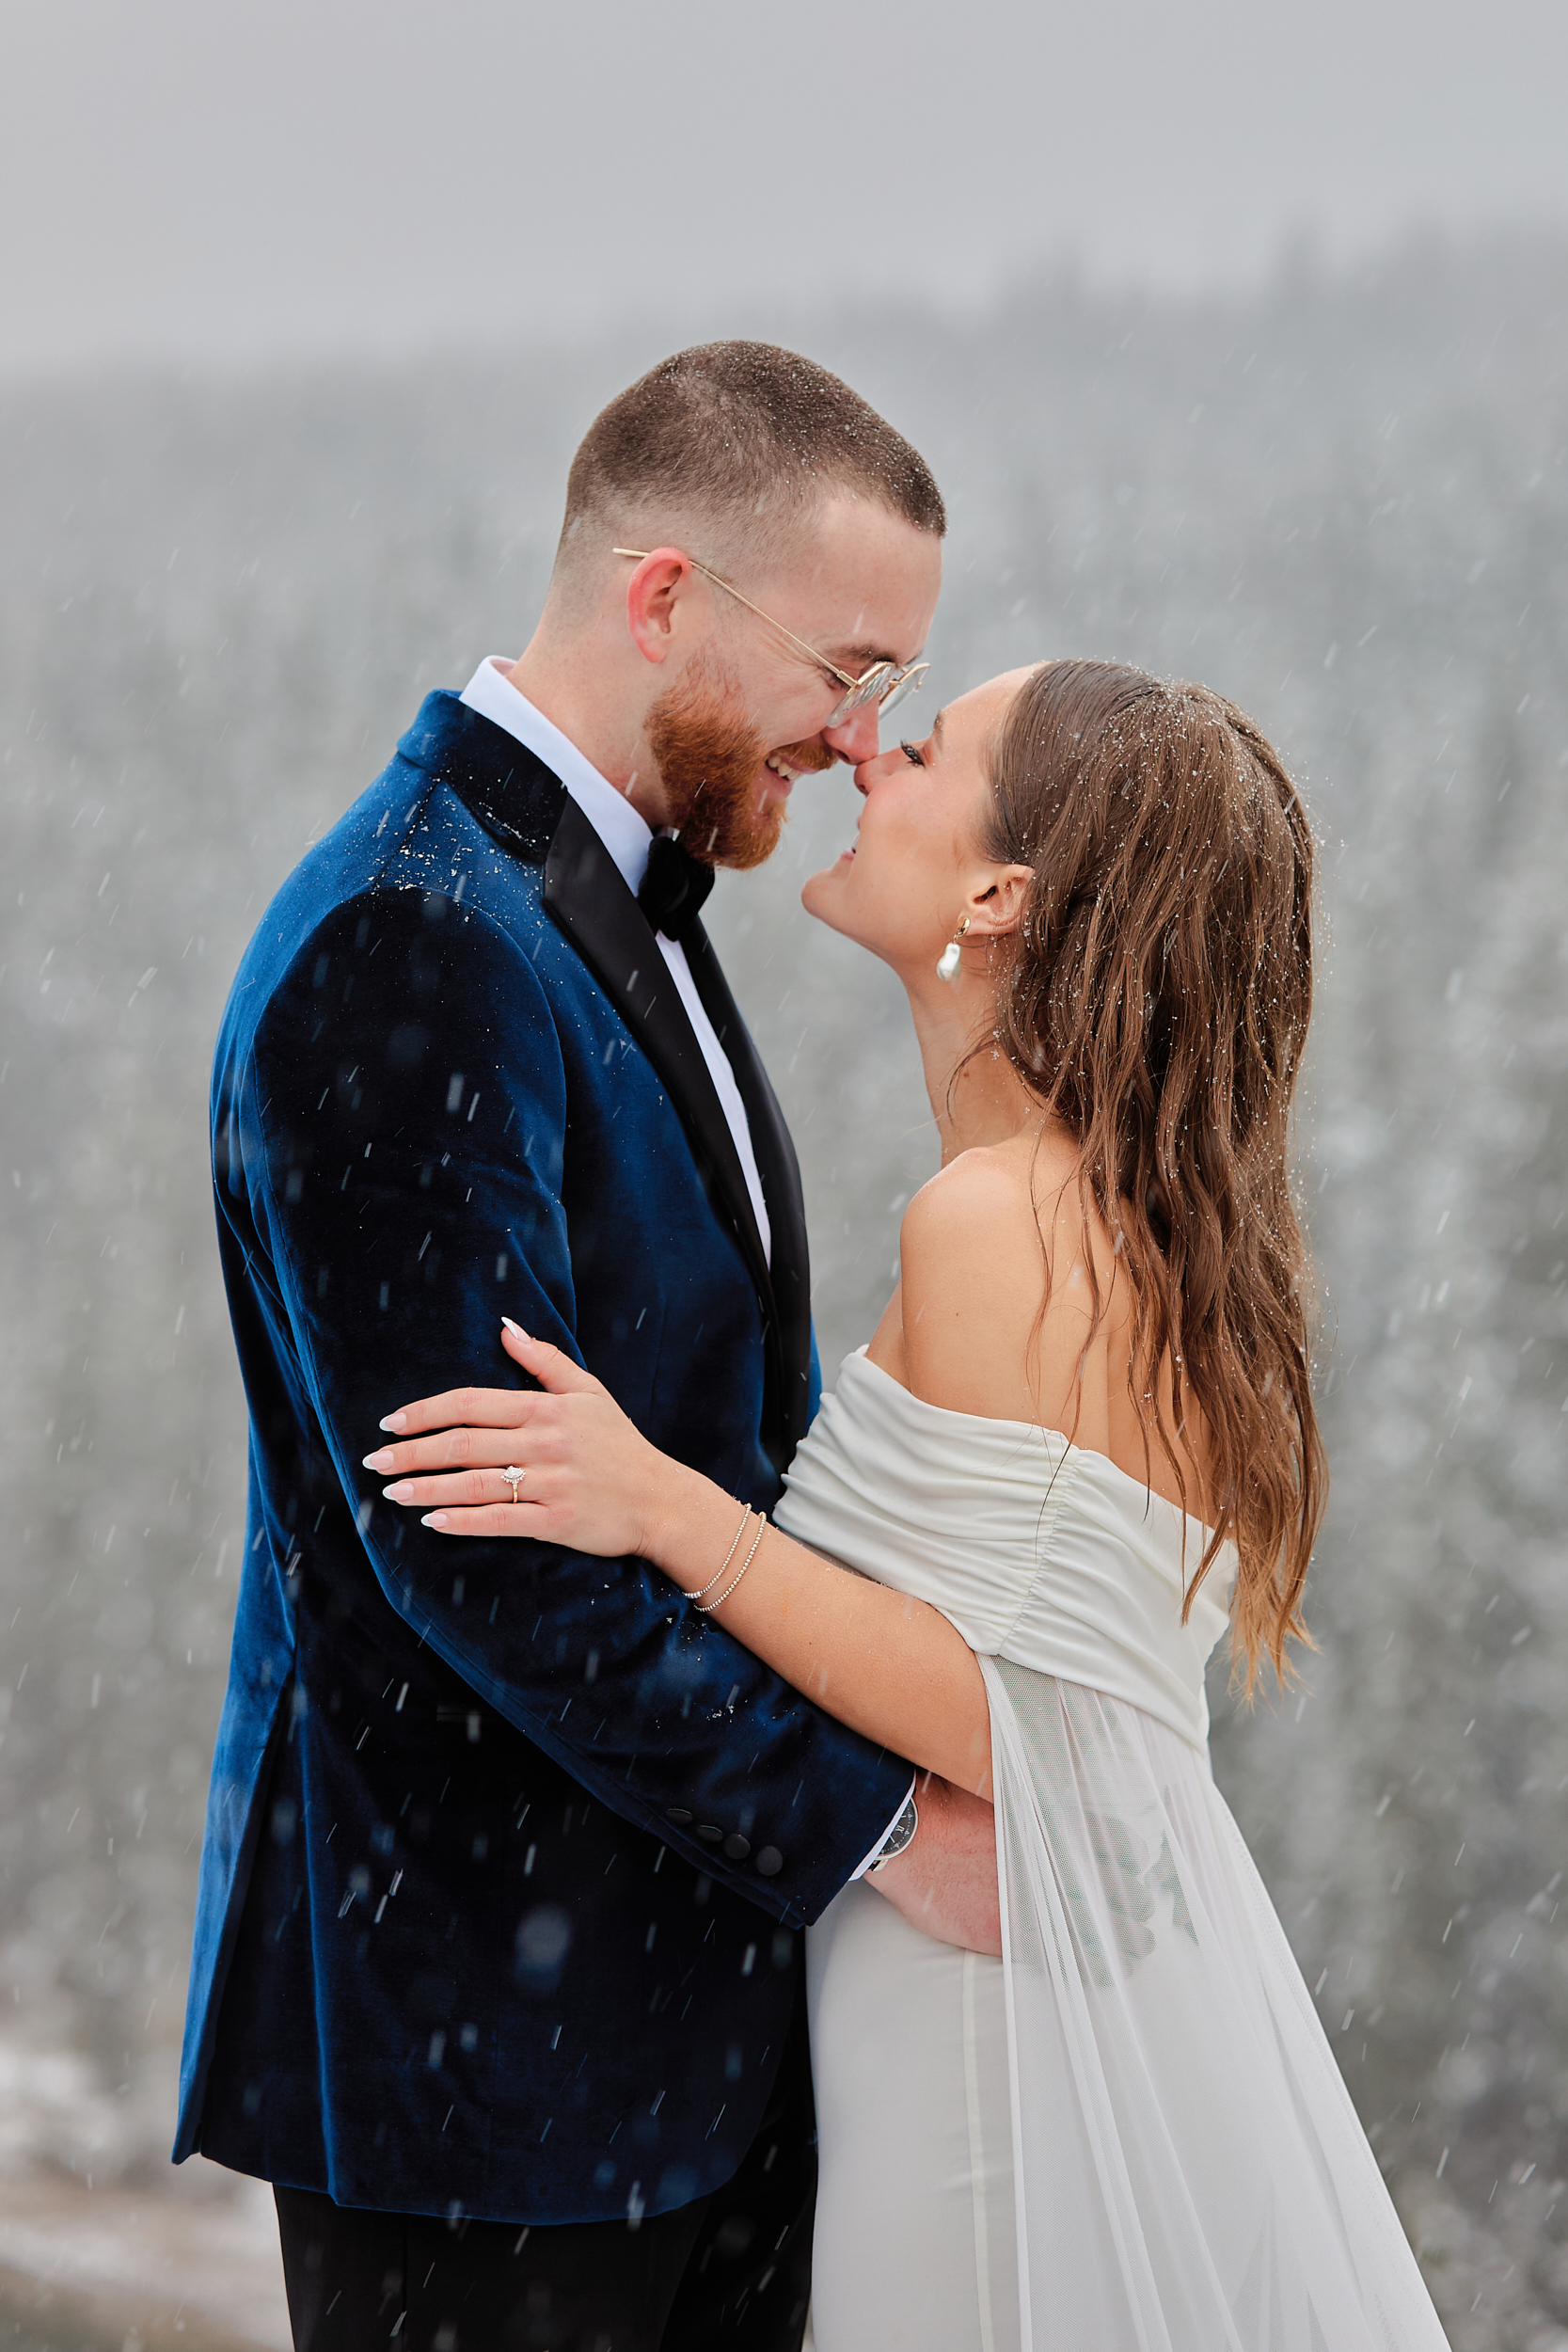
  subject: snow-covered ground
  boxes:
[0,2039,287,2346]
[0,2168,288,2350]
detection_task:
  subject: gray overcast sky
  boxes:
[4,0,1567,375]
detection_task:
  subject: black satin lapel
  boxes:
[681,927,814,1453]
[543,802,776,1314]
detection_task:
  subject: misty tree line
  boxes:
[2,234,1566,2343]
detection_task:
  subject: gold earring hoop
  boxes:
[936,915,971,984]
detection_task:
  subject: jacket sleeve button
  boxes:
[722,1833,751,1861]
[754,1847,784,1876]
[666,1807,692,1825]
[696,1823,723,1845]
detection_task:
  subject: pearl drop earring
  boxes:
[936,915,971,983]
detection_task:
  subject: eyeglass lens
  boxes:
[829,662,927,726]
[877,667,925,719]
[841,663,926,724]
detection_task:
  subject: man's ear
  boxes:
[968,865,1035,938]
[624,548,698,668]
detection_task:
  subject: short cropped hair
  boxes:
[553,341,945,593]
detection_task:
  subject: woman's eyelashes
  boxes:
[900,739,926,768]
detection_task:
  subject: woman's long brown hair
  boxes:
[978,660,1326,1688]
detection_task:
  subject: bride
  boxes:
[370,660,1452,2349]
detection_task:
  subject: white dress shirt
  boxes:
[459,658,769,1264]
[457,659,908,1877]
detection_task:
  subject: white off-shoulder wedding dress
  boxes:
[776,1349,1449,2352]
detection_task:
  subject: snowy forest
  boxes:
[3,233,1568,2345]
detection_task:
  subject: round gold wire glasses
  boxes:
[613,548,928,726]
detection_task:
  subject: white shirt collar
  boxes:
[454,655,772,1267]
[458,657,654,898]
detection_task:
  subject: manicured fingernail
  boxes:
[379,1413,407,1433]
[383,1483,411,1502]
[363,1449,393,1471]
[500,1316,530,1339]
[422,1512,449,1530]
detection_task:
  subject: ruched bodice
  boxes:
[776,1348,1234,1750]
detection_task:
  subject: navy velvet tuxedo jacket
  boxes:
[175,691,911,2225]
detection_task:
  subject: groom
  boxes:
[177,342,994,2349]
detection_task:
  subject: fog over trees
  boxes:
[3,232,1567,2344]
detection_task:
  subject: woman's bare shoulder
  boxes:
[900,1128,1103,1272]
[895,1132,1114,1420]
[901,1138,1037,1235]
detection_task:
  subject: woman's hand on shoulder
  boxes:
[365,1322,701,1561]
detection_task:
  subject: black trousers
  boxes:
[274,1988,816,2351]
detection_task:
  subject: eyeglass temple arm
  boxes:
[612,548,861,690]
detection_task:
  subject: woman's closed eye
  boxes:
[900,739,926,768]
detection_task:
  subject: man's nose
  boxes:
[823,700,882,770]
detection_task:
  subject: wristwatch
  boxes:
[869,1789,919,1871]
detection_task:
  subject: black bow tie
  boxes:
[637,834,716,942]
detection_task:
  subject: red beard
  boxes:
[645,653,835,871]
